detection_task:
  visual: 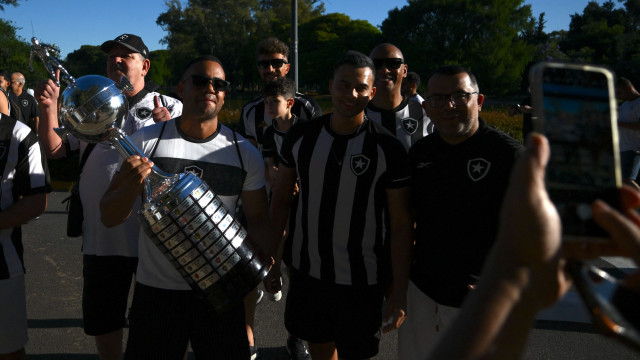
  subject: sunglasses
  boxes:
[190,75,231,92]
[257,59,288,69]
[372,58,404,70]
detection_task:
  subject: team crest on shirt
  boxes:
[350,154,370,176]
[401,117,418,135]
[184,165,204,178]
[136,107,153,119]
[467,158,491,182]
[21,99,28,107]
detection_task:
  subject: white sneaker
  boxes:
[267,276,283,301]
[268,290,282,302]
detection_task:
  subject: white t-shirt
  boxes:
[70,91,182,257]
[618,97,640,152]
[126,119,265,290]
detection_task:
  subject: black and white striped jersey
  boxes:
[365,97,432,151]
[0,115,50,280]
[262,115,300,166]
[241,92,322,149]
[279,114,410,286]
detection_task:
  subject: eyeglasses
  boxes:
[425,92,479,107]
[257,59,288,69]
[190,75,231,92]
[372,58,404,70]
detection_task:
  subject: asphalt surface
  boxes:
[20,190,640,359]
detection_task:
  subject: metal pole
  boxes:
[291,0,298,92]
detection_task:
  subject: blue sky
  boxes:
[1,0,620,58]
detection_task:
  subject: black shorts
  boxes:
[285,268,384,359]
[82,255,137,336]
[125,282,249,360]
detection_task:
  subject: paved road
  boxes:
[20,191,639,359]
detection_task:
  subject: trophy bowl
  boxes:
[58,75,131,142]
[31,37,269,313]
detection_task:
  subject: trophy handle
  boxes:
[108,129,180,203]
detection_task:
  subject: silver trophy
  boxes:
[31,38,269,311]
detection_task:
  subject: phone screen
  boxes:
[535,64,620,240]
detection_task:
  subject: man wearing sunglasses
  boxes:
[241,37,322,151]
[100,55,274,359]
[398,66,523,359]
[365,43,432,151]
[240,36,320,360]
[35,33,182,360]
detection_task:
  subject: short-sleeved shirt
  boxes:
[409,118,523,307]
[365,97,432,151]
[16,92,39,126]
[241,92,322,149]
[0,115,50,280]
[68,91,183,257]
[127,118,266,290]
[618,97,640,152]
[279,114,410,287]
[262,114,299,166]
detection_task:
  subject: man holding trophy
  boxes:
[35,34,182,360]
[99,55,274,359]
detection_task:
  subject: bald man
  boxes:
[10,72,39,132]
[365,43,432,150]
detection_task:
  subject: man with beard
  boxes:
[241,37,321,360]
[365,44,431,150]
[35,33,182,360]
[241,37,322,151]
[100,55,274,359]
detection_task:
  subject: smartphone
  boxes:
[530,61,621,241]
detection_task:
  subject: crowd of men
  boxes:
[1,31,639,360]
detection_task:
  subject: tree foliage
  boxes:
[0,18,48,87]
[296,13,382,90]
[156,0,325,89]
[381,0,535,96]
[64,45,107,78]
[0,0,19,11]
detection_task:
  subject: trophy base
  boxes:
[139,172,269,312]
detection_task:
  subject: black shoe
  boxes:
[286,336,310,360]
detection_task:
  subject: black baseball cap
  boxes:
[100,34,149,59]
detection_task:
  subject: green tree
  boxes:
[156,0,325,90]
[64,45,106,78]
[380,0,535,95]
[148,49,175,92]
[296,13,382,91]
[561,1,627,64]
[0,18,48,87]
[0,0,19,11]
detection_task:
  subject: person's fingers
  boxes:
[154,95,161,109]
[592,199,640,262]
